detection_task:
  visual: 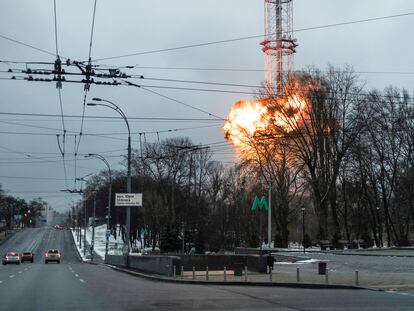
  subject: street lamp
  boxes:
[85,153,112,256]
[301,207,306,254]
[376,206,383,248]
[87,98,132,257]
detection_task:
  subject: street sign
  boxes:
[140,228,148,236]
[251,195,269,211]
[115,193,143,207]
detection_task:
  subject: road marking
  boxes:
[9,275,14,278]
[18,271,22,274]
[79,279,84,283]
[0,281,3,284]
[24,268,28,271]
[75,274,79,277]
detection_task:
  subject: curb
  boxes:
[69,229,99,264]
[105,264,367,290]
[69,229,86,263]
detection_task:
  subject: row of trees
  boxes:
[80,66,414,251]
[0,185,48,228]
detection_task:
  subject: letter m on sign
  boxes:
[251,195,268,211]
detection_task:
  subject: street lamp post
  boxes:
[376,206,383,248]
[83,199,87,257]
[86,153,112,256]
[88,98,132,258]
[91,191,97,262]
[301,207,306,254]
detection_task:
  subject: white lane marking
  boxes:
[79,279,84,283]
[18,271,22,274]
[0,280,3,283]
[9,275,14,278]
[75,274,79,277]
[24,268,28,271]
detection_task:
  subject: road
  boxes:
[1,227,414,310]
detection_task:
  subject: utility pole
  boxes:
[91,192,96,262]
[268,180,272,248]
[86,153,112,256]
[83,200,87,257]
[302,207,306,254]
[88,98,131,263]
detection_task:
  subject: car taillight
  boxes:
[5,256,9,260]
[57,254,61,257]
[45,253,48,257]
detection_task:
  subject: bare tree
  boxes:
[262,66,366,240]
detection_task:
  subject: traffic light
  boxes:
[29,219,32,224]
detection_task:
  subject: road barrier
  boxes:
[105,255,181,276]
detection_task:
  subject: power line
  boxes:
[93,12,414,62]
[123,79,226,120]
[53,0,59,56]
[88,0,98,61]
[0,111,223,122]
[0,175,67,181]
[0,34,56,57]
[129,66,414,76]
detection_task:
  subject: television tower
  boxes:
[261,0,297,95]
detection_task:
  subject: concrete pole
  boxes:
[91,193,96,262]
[296,267,300,282]
[126,134,131,257]
[268,180,272,248]
[83,200,87,257]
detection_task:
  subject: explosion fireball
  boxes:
[224,95,307,153]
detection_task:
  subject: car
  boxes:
[44,249,61,264]
[20,251,34,263]
[2,252,20,265]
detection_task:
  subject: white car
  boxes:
[2,252,20,265]
[44,249,61,264]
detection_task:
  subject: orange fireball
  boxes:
[223,100,270,148]
[224,94,308,153]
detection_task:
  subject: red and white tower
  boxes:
[261,0,297,95]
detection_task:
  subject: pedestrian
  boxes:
[267,252,274,273]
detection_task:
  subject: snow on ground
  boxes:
[275,259,320,265]
[71,224,157,260]
[70,229,90,262]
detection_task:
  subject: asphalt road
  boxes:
[1,227,414,310]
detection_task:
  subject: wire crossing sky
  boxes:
[0,0,414,211]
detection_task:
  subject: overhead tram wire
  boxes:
[92,12,414,62]
[0,34,56,58]
[0,111,223,122]
[128,66,414,76]
[120,79,226,120]
[53,0,68,190]
[75,0,98,189]
[76,0,98,154]
[3,73,413,106]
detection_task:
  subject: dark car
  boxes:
[44,249,61,264]
[2,252,20,265]
[20,252,34,263]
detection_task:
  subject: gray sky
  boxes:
[0,0,413,212]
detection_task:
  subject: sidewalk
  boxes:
[70,229,104,264]
[106,261,414,291]
[106,264,362,290]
